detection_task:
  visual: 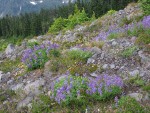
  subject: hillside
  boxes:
[0,2,150,113]
[0,0,76,17]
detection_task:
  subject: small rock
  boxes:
[101,53,105,59]
[129,70,140,77]
[47,91,51,96]
[28,39,37,43]
[102,64,109,70]
[37,36,43,40]
[90,47,101,54]
[110,64,115,69]
[90,73,98,77]
[128,93,143,101]
[112,41,118,46]
[7,79,14,85]
[87,58,95,64]
[17,96,33,110]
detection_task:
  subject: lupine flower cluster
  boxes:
[94,23,136,41]
[50,75,88,104]
[50,74,123,105]
[86,75,123,96]
[142,15,150,28]
[22,41,59,70]
[94,15,150,41]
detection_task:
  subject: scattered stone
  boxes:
[112,41,118,46]
[128,93,143,102]
[90,73,98,77]
[102,64,109,70]
[87,58,95,64]
[129,70,140,77]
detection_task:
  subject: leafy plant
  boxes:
[115,96,149,113]
[107,33,124,40]
[128,75,145,86]
[120,46,137,58]
[142,84,150,92]
[66,49,92,63]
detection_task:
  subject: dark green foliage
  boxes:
[49,6,90,33]
[48,17,68,33]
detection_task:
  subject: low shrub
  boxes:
[66,49,92,63]
[115,96,149,113]
[128,75,145,86]
[0,58,21,73]
[69,63,97,76]
[107,32,125,40]
[120,46,137,58]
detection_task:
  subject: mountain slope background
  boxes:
[0,0,76,17]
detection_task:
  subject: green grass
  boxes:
[0,58,21,73]
[120,46,137,58]
[0,89,16,102]
[107,32,126,40]
[115,96,150,113]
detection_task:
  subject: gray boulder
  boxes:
[5,44,15,55]
[24,78,45,95]
[128,93,143,101]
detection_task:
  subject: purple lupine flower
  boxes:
[142,15,150,28]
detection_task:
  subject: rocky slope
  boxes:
[0,2,150,113]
